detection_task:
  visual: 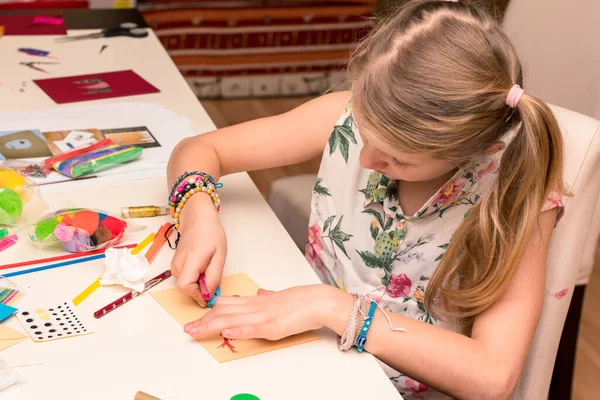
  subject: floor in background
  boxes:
[200,97,599,400]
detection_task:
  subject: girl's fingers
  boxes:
[222,322,280,341]
[177,252,210,306]
[203,249,225,299]
[186,312,268,338]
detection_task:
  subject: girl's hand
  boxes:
[184,285,346,340]
[170,194,227,307]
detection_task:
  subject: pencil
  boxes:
[3,254,106,278]
[144,223,171,264]
[0,244,136,271]
[93,269,172,319]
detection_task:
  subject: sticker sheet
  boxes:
[16,301,93,342]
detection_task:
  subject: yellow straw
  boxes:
[72,277,101,306]
[72,233,155,306]
[131,233,155,255]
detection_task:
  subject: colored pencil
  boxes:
[0,244,136,271]
[144,223,171,264]
[93,270,172,319]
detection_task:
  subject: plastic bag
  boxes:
[0,276,23,306]
[0,166,47,227]
[28,208,144,253]
[51,142,143,178]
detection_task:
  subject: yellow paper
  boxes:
[151,273,320,362]
[0,325,28,352]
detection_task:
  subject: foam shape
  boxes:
[71,210,99,236]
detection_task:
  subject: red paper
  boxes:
[33,70,160,104]
[0,14,67,35]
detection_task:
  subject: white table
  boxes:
[0,25,402,400]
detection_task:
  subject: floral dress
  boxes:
[305,101,564,399]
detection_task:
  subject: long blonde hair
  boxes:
[348,0,566,325]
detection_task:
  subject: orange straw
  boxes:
[145,222,171,263]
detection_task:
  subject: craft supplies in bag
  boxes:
[0,277,22,306]
[51,143,142,178]
[0,166,47,227]
[28,208,143,253]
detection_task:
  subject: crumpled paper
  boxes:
[100,247,149,292]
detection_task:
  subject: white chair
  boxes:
[266,105,600,399]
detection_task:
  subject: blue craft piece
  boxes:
[0,303,17,322]
[206,286,221,308]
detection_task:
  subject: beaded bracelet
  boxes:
[171,180,221,230]
[356,300,377,352]
[169,171,217,201]
[170,175,222,208]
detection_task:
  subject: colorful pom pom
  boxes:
[72,210,100,236]
[35,217,61,241]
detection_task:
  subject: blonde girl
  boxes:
[166,1,566,398]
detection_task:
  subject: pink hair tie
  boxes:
[506,84,525,108]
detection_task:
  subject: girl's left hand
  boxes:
[183,285,336,340]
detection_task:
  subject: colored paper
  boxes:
[0,15,66,36]
[33,70,160,104]
[151,273,320,363]
[0,130,52,160]
[0,303,18,322]
[0,325,27,352]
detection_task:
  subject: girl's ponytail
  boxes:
[426,90,566,325]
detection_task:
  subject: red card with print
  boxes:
[33,70,160,104]
[0,15,67,35]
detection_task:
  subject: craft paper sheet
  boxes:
[34,70,160,104]
[16,301,93,342]
[151,273,320,362]
[0,15,67,35]
[0,325,27,352]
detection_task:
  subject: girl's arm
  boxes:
[167,90,351,185]
[325,209,558,399]
[185,209,557,400]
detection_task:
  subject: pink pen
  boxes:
[0,235,18,252]
[198,274,211,300]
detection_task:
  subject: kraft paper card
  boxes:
[151,273,320,362]
[0,325,28,352]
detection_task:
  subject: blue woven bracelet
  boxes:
[356,300,377,352]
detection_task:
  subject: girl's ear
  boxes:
[484,141,506,155]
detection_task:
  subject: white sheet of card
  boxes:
[16,301,93,342]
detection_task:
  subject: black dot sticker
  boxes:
[38,337,43,340]
[31,325,37,329]
[67,332,71,335]
[76,331,80,334]
[47,336,53,339]
[49,329,56,333]
[58,305,62,309]
[52,313,57,316]
[83,329,87,332]
[49,309,53,311]
[63,328,68,331]
[56,318,61,321]
[21,311,29,316]
[26,318,33,323]
[58,334,62,337]
[35,331,42,335]
[44,322,51,327]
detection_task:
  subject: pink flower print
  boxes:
[386,273,412,298]
[434,180,464,206]
[476,159,497,180]
[405,378,429,394]
[308,222,323,253]
[542,190,564,212]
[397,221,405,230]
[552,288,568,300]
[305,242,326,277]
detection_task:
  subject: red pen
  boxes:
[94,270,172,319]
[198,274,211,300]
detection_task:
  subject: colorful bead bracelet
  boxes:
[356,300,377,352]
[169,171,216,199]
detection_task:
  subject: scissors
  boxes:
[20,61,60,73]
[55,22,148,43]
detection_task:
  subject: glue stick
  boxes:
[121,206,169,219]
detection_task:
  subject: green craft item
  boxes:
[0,228,8,240]
[35,217,61,241]
[0,188,23,225]
[70,146,143,178]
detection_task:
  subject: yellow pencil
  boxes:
[131,233,155,255]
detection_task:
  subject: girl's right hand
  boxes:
[170,194,227,307]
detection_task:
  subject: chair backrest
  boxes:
[511,105,600,399]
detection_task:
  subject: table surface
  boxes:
[0,12,402,400]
